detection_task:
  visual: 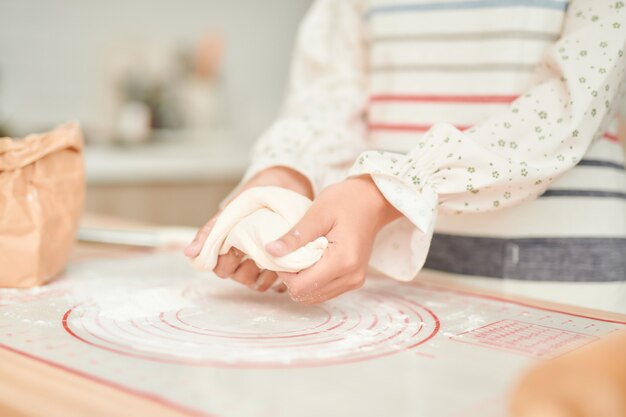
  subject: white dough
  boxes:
[190,186,328,273]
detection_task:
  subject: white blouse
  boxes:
[239,0,626,281]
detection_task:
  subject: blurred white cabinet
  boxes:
[84,131,248,226]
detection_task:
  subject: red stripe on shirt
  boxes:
[368,123,471,132]
[369,94,519,104]
[368,123,621,143]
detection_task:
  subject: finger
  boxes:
[253,270,278,292]
[279,247,355,299]
[230,259,260,287]
[300,287,349,305]
[298,272,364,305]
[289,276,338,303]
[184,215,219,257]
[213,247,244,278]
[273,282,288,293]
[278,263,335,300]
[265,205,331,257]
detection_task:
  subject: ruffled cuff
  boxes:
[347,124,464,280]
[371,176,437,280]
[347,170,438,281]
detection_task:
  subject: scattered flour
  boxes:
[90,287,195,321]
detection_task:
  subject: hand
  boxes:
[511,331,626,417]
[266,175,401,304]
[184,166,313,292]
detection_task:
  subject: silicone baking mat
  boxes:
[1,251,623,417]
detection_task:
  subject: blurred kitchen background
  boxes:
[1,1,625,228]
[0,0,311,226]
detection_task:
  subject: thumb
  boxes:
[266,208,329,257]
[184,214,219,258]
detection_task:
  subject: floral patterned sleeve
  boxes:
[350,0,626,280]
[238,0,368,195]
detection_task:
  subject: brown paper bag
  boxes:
[0,122,85,287]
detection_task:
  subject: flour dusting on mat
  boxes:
[91,287,195,321]
[61,254,441,367]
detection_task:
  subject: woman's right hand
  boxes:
[183,166,313,292]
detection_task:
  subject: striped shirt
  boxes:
[240,0,626,289]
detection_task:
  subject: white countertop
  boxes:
[84,129,250,184]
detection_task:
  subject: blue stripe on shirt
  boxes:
[366,0,568,18]
[540,189,626,200]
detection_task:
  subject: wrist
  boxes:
[350,175,402,229]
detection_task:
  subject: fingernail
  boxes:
[266,240,288,256]
[252,274,267,291]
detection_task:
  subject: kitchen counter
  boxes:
[83,129,250,225]
[84,129,249,185]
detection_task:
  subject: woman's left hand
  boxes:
[266,175,401,304]
[511,331,626,417]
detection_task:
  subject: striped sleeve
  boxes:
[350,0,626,280]
[238,0,368,195]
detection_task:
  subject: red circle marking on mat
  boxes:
[62,289,440,369]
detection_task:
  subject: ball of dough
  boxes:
[190,186,328,273]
